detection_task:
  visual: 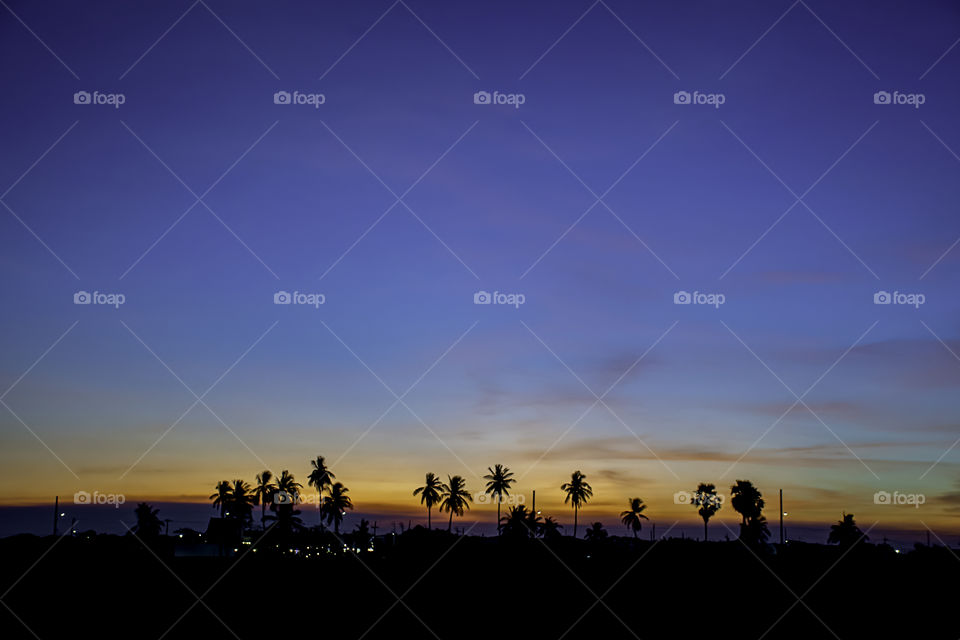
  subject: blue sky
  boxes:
[1,0,960,539]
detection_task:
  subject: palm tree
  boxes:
[540,516,563,540]
[828,513,868,548]
[584,522,607,542]
[483,464,515,536]
[322,482,353,534]
[619,497,649,538]
[267,470,304,537]
[731,480,766,544]
[307,456,335,527]
[228,479,255,524]
[500,504,541,539]
[209,480,231,518]
[440,475,472,533]
[132,502,162,538]
[254,470,276,528]
[413,472,443,529]
[560,470,593,538]
[692,483,722,541]
[275,469,302,504]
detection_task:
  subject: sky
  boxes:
[1,0,960,544]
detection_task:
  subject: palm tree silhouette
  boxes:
[540,516,563,540]
[483,464,515,536]
[132,502,162,538]
[500,504,541,539]
[828,512,868,548]
[730,480,767,544]
[692,483,722,541]
[561,470,593,538]
[210,480,231,518]
[228,479,255,524]
[254,470,276,529]
[266,470,303,536]
[276,469,302,503]
[619,497,649,538]
[440,475,472,533]
[307,456,335,528]
[413,472,443,529]
[584,522,607,542]
[322,482,353,534]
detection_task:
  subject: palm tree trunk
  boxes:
[573,506,578,538]
[427,506,431,529]
[704,519,708,542]
[448,510,453,533]
[497,500,501,536]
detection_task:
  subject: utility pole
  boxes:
[52,496,59,536]
[779,489,784,545]
[372,521,379,536]
[532,490,536,514]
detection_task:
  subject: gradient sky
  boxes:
[2,0,960,541]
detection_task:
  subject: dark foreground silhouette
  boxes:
[1,527,955,639]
